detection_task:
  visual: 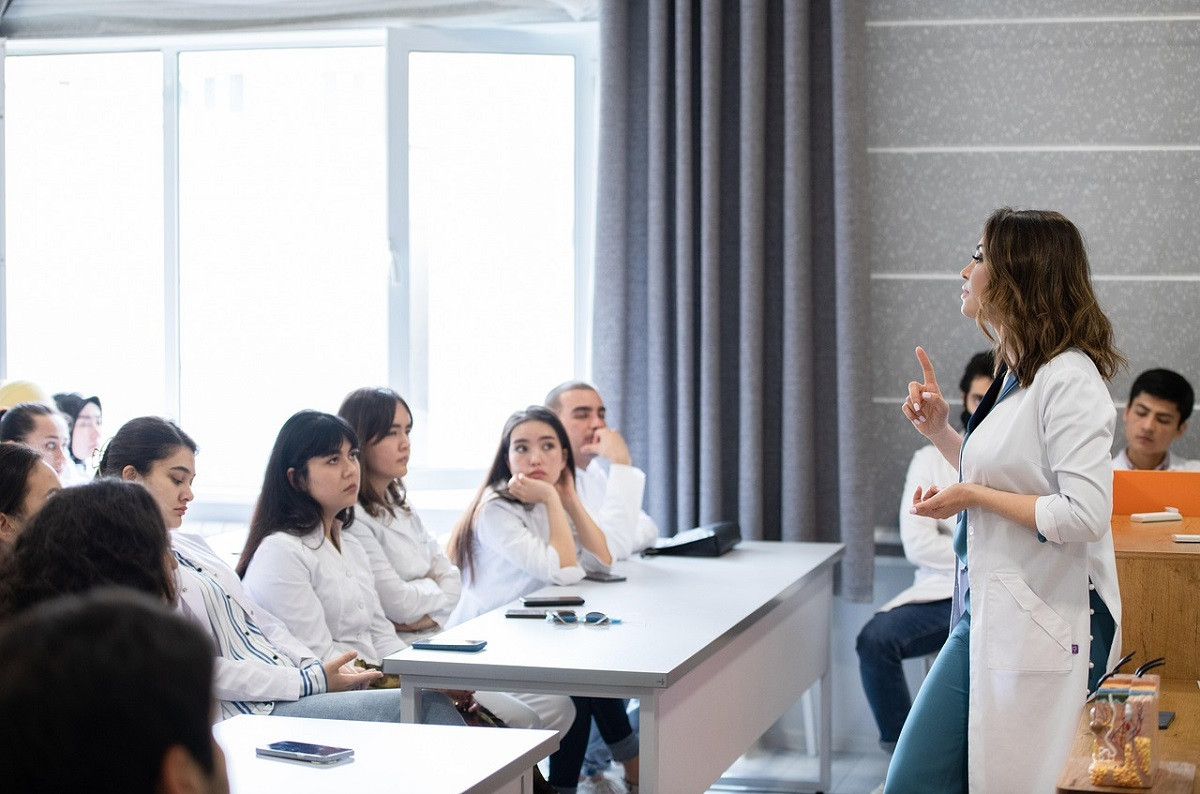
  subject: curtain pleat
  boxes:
[594,0,873,600]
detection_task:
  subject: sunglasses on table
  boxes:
[545,610,621,625]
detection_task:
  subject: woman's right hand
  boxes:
[507,472,559,506]
[323,650,382,692]
[902,346,951,438]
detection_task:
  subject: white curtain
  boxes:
[0,0,595,37]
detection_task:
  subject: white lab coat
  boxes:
[959,350,1119,793]
[575,461,659,560]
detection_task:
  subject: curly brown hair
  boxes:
[976,208,1125,386]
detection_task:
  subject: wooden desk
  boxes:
[383,541,844,794]
[213,714,558,794]
[1112,516,1200,680]
[1058,679,1200,793]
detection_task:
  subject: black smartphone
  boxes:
[506,608,560,619]
[584,571,627,583]
[256,740,354,764]
[521,595,585,607]
[410,638,488,652]
[1159,710,1176,729]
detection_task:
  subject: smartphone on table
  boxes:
[520,595,585,607]
[411,638,488,652]
[506,608,558,619]
[256,740,354,764]
[584,571,627,583]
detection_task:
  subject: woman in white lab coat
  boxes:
[886,208,1125,793]
[447,406,641,794]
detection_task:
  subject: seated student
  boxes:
[0,590,229,794]
[338,387,575,735]
[856,351,993,753]
[0,401,70,477]
[545,381,659,560]
[447,406,640,794]
[53,392,104,481]
[338,387,461,639]
[0,478,179,618]
[1113,368,1200,471]
[0,443,60,554]
[238,410,418,666]
[101,415,459,725]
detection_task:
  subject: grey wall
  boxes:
[867,1,1200,535]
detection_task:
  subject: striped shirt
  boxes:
[173,533,326,721]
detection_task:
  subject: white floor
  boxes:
[708,748,890,793]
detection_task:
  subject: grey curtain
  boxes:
[593,0,874,600]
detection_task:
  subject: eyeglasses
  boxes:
[545,610,621,626]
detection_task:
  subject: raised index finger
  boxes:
[915,346,940,391]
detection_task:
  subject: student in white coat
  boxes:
[338,387,576,735]
[889,208,1125,793]
[1113,368,1200,471]
[105,415,464,724]
[447,406,640,794]
[545,381,659,559]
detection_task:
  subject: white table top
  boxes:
[383,540,843,687]
[214,714,558,794]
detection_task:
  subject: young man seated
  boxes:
[0,589,229,794]
[1114,368,1200,471]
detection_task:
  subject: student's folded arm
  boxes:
[477,500,585,585]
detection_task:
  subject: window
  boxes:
[176,46,387,500]
[2,28,597,517]
[4,51,166,428]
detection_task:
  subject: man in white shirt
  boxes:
[856,351,993,753]
[1113,368,1200,471]
[545,381,659,559]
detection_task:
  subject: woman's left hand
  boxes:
[909,483,978,520]
[554,467,579,507]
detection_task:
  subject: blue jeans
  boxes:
[884,611,970,793]
[271,688,464,726]
[582,700,638,777]
[549,697,638,790]
[856,599,951,747]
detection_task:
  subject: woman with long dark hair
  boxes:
[101,414,459,725]
[888,208,1124,792]
[447,406,639,794]
[238,410,403,665]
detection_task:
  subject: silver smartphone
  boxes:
[256,740,354,764]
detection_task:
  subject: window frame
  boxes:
[1,24,597,516]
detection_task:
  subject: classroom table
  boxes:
[383,540,845,794]
[1112,515,1200,681]
[213,714,559,794]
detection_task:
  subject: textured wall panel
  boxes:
[870,1,1200,23]
[869,278,1001,399]
[869,151,1200,276]
[868,21,1200,147]
[1099,280,1200,403]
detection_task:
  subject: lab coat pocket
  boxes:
[985,573,1073,672]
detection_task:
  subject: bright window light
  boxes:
[4,52,166,437]
[408,51,576,471]
[177,47,387,500]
